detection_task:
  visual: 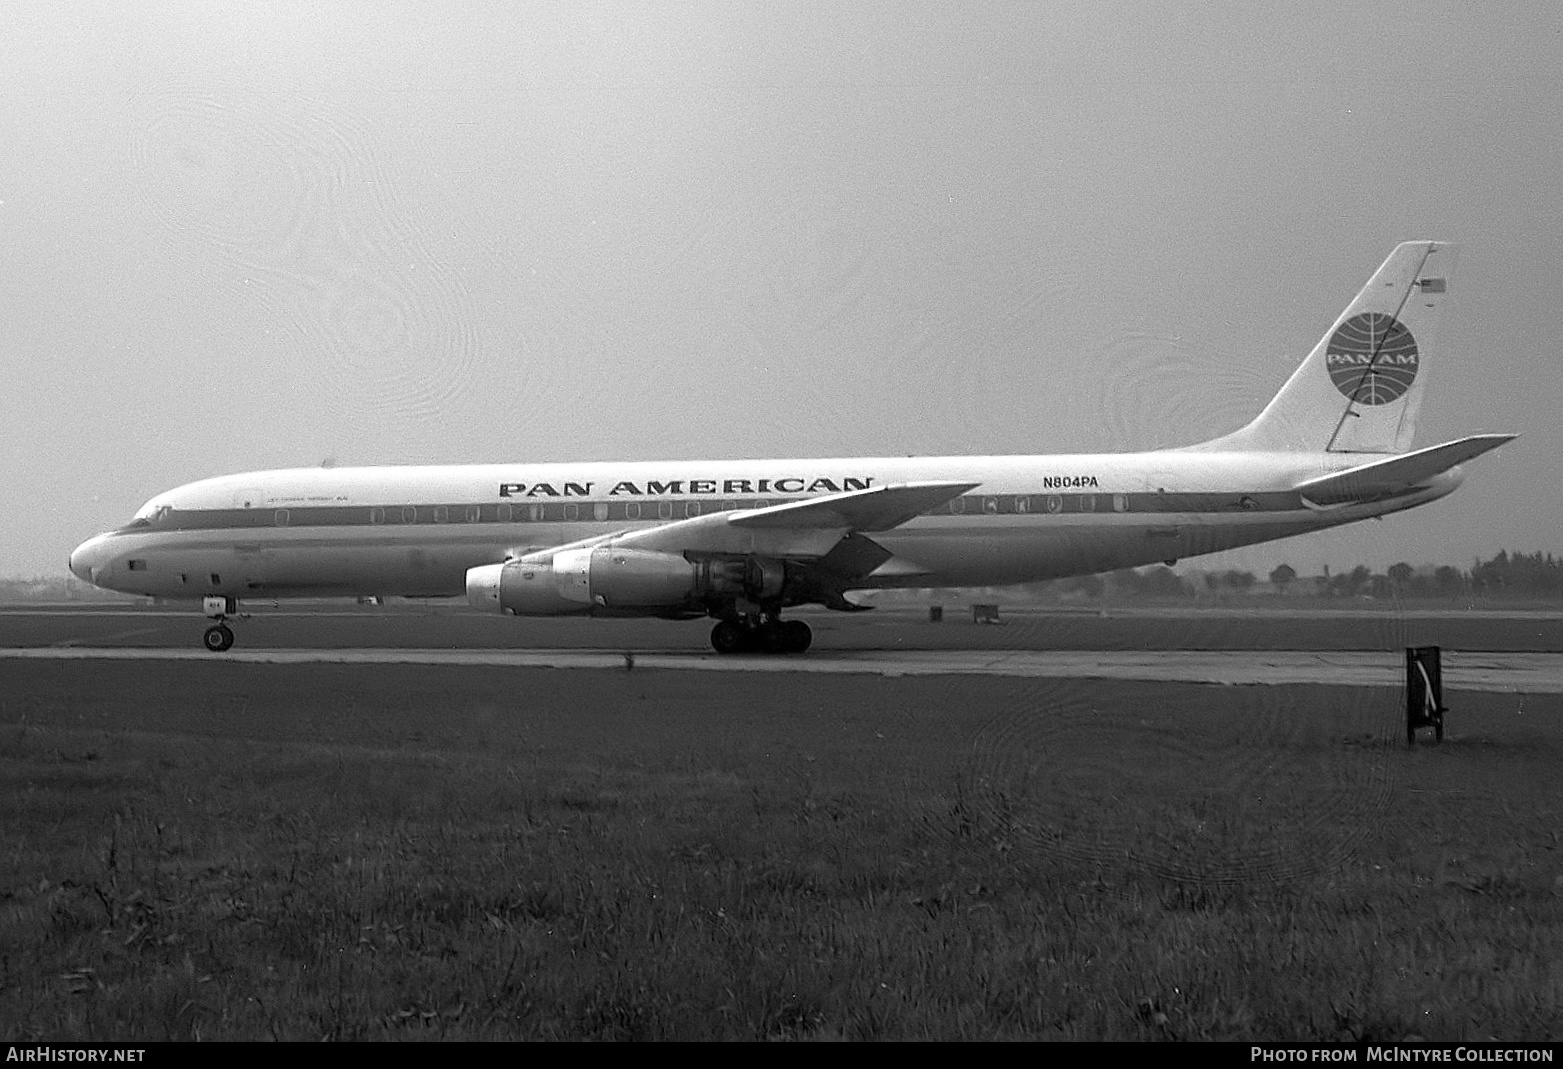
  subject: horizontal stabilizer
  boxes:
[1294,434,1516,505]
[728,481,979,532]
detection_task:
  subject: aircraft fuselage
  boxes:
[69,450,1459,603]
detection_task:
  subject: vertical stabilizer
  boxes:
[1197,241,1457,454]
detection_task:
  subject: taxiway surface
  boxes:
[2,604,1558,691]
[3,645,1561,691]
[2,603,1558,653]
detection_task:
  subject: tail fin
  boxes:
[1197,241,1458,454]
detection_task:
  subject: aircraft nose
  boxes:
[69,535,108,584]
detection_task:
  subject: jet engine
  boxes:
[466,549,784,616]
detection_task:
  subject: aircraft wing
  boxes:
[1294,434,1516,506]
[518,481,976,564]
[727,480,979,532]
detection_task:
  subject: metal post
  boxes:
[1406,646,1446,744]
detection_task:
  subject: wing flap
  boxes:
[1295,434,1516,505]
[866,555,934,578]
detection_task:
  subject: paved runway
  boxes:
[3,646,1560,692]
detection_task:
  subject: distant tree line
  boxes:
[0,576,139,602]
[1034,550,1563,602]
[1467,550,1563,596]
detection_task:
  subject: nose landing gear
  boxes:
[202,595,239,652]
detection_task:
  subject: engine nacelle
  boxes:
[467,549,788,616]
[467,548,701,616]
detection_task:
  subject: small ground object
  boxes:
[1406,645,1447,744]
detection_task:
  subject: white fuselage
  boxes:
[69,450,1459,603]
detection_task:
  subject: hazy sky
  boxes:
[5,1,1559,578]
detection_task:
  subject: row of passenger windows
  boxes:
[265,502,746,526]
[952,494,1130,515]
[263,494,1132,527]
[352,500,730,525]
[346,500,783,526]
[365,504,487,525]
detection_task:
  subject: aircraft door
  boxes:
[228,488,270,592]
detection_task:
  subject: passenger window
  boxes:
[625,502,641,520]
[466,505,481,523]
[686,502,701,518]
[658,501,673,520]
[1113,494,1128,513]
[1015,496,1031,514]
[563,503,578,521]
[1080,494,1097,512]
[498,503,513,522]
[722,500,736,512]
[434,505,449,523]
[274,509,290,526]
[528,505,542,522]
[1046,495,1062,514]
[593,503,608,521]
[950,497,965,515]
[370,507,385,524]
[983,497,998,514]
[402,507,417,524]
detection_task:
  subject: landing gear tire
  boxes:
[760,624,791,654]
[203,624,235,652]
[711,618,812,655]
[711,621,746,655]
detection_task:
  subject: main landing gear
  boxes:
[202,595,239,652]
[710,617,812,655]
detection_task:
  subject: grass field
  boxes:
[3,661,1561,1040]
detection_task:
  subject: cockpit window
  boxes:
[122,503,172,532]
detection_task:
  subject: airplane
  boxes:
[69,241,1515,655]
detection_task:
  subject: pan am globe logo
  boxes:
[1325,312,1418,405]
